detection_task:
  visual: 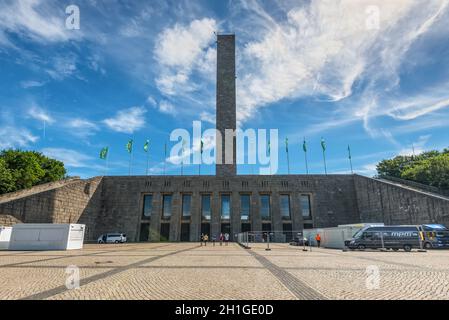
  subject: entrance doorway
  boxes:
[160,223,170,241]
[139,223,150,241]
[180,223,190,241]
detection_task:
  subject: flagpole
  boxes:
[163,142,167,176]
[322,149,327,175]
[304,151,309,174]
[181,140,184,176]
[321,138,327,175]
[129,152,132,176]
[303,137,309,174]
[286,138,290,174]
[106,153,109,176]
[146,151,149,176]
[348,145,353,174]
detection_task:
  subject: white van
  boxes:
[98,233,127,244]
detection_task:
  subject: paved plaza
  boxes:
[0,242,449,300]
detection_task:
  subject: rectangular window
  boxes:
[182,194,192,219]
[162,195,172,220]
[201,194,211,221]
[240,195,250,221]
[221,194,231,220]
[300,194,312,219]
[260,194,271,220]
[280,195,291,220]
[142,194,153,219]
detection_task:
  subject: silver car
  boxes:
[98,233,127,244]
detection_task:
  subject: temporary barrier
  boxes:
[303,223,384,249]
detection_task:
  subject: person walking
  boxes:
[315,233,321,248]
[212,235,216,246]
[224,232,230,246]
[200,233,204,246]
[219,233,224,246]
[203,234,209,246]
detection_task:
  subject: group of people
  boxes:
[200,232,230,246]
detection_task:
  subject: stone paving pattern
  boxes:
[1,243,449,300]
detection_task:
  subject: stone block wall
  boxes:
[354,175,449,226]
[0,177,103,240]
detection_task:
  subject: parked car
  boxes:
[98,233,127,244]
[345,225,420,252]
[290,236,309,246]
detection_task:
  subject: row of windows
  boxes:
[142,194,312,222]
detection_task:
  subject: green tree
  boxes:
[0,149,67,194]
[401,153,449,189]
[376,148,449,190]
[34,153,66,184]
[0,158,14,194]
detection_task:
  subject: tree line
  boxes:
[376,148,449,190]
[0,149,66,195]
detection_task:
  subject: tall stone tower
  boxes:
[216,34,237,177]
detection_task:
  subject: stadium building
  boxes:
[1,35,448,242]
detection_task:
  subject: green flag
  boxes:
[348,145,352,159]
[99,147,108,160]
[285,137,289,153]
[126,139,133,153]
[321,137,326,152]
[144,139,150,152]
[303,138,307,152]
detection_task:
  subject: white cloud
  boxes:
[20,80,46,89]
[388,96,449,121]
[0,126,38,149]
[46,55,78,80]
[150,1,448,132]
[41,148,94,168]
[154,18,217,95]
[27,105,54,124]
[398,135,431,156]
[158,100,175,114]
[103,106,147,134]
[235,0,449,123]
[200,111,215,124]
[146,96,157,107]
[66,118,99,137]
[356,163,378,177]
[0,0,81,43]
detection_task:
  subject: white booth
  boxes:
[0,226,12,250]
[8,224,85,251]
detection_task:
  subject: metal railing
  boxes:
[237,231,307,250]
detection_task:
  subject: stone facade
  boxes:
[0,177,103,240]
[354,175,449,226]
[0,174,448,242]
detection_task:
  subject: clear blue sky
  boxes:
[1,0,448,178]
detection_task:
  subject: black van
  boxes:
[345,225,421,252]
